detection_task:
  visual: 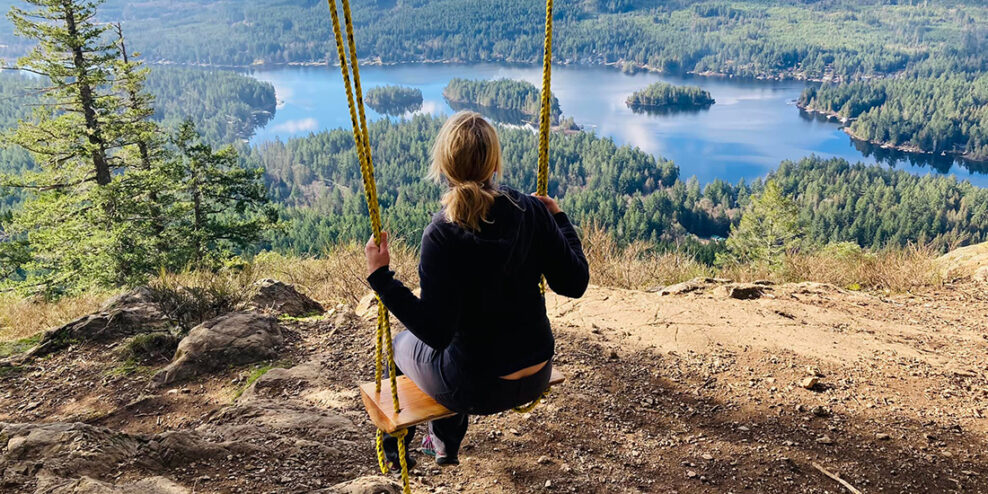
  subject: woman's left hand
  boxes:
[365,231,390,275]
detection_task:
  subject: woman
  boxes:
[364,111,589,469]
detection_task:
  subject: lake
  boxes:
[249,64,988,187]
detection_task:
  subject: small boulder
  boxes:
[660,278,710,296]
[800,377,820,390]
[29,288,170,357]
[0,422,142,483]
[249,279,324,317]
[357,292,380,320]
[714,283,768,300]
[152,312,282,387]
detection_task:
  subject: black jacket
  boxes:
[367,186,589,377]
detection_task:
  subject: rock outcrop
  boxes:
[37,476,189,494]
[318,476,403,494]
[249,279,324,317]
[0,422,230,490]
[938,241,988,279]
[152,311,282,387]
[29,288,171,358]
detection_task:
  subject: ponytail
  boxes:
[429,112,503,231]
[441,181,498,231]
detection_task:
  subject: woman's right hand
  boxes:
[532,194,562,215]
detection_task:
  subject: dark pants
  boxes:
[382,331,552,463]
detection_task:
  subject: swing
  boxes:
[325,0,561,491]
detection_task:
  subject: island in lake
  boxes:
[625,82,715,114]
[443,78,561,126]
[364,85,423,116]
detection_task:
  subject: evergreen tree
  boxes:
[721,180,805,268]
[167,120,276,268]
[1,0,132,294]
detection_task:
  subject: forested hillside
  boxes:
[0,68,275,144]
[252,116,988,255]
[2,0,985,80]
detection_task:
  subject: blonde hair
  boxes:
[428,111,503,231]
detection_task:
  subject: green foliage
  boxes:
[105,359,154,377]
[2,0,146,294]
[120,332,179,363]
[0,332,41,358]
[252,114,682,252]
[145,68,277,143]
[443,78,560,125]
[626,82,714,112]
[721,180,805,268]
[365,85,423,116]
[233,361,288,401]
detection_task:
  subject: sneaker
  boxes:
[421,434,458,466]
[435,455,459,466]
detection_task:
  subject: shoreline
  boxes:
[797,103,987,164]
[145,57,844,84]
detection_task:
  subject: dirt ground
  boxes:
[2,279,988,493]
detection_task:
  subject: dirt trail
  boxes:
[2,280,987,493]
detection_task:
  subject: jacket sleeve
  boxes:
[366,227,461,350]
[537,203,590,298]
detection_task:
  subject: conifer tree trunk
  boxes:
[64,0,111,186]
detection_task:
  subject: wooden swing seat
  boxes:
[359,369,565,434]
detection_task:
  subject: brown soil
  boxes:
[2,280,988,493]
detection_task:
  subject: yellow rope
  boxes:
[394,429,411,492]
[327,1,407,492]
[519,0,556,413]
[536,0,554,198]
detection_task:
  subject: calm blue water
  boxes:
[249,64,988,187]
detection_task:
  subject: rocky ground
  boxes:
[2,274,988,493]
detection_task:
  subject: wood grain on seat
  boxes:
[359,369,565,433]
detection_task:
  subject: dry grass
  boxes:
[0,291,109,342]
[582,224,713,290]
[0,232,945,344]
[249,240,420,307]
[782,243,943,291]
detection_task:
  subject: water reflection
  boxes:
[798,108,988,175]
[446,100,535,126]
[628,104,713,117]
[366,100,423,117]
[852,139,988,175]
